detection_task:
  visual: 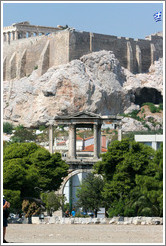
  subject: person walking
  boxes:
[3,196,10,243]
[71,208,76,217]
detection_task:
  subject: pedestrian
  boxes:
[65,209,70,217]
[71,208,76,217]
[3,196,10,243]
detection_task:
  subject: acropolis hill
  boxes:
[3,21,163,81]
[3,22,163,129]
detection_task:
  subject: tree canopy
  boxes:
[3,142,69,212]
[76,173,105,217]
[94,139,163,217]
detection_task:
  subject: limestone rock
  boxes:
[123,58,163,93]
[3,51,131,127]
[3,50,163,129]
[121,117,147,132]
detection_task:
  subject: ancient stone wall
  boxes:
[69,31,163,74]
[3,31,70,80]
[3,29,163,80]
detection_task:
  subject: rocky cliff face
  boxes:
[3,50,163,129]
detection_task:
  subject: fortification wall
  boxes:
[3,30,69,80]
[69,31,163,74]
[3,29,163,80]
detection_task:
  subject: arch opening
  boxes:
[61,170,91,214]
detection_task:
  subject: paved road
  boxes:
[5,224,163,244]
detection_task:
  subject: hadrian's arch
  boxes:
[50,112,122,213]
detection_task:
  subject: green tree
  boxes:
[3,189,21,214]
[76,173,105,217]
[3,142,69,211]
[94,139,162,217]
[10,127,36,143]
[3,122,14,134]
[41,191,65,216]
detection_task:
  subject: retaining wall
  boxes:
[3,30,163,81]
[31,216,163,225]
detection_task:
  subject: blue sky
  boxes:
[2,1,164,39]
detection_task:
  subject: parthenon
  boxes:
[3,21,63,42]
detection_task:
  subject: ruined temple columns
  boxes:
[6,32,10,43]
[15,31,19,40]
[3,30,20,42]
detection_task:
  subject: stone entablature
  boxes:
[3,21,63,42]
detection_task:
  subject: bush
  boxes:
[108,200,124,217]
[123,207,136,217]
[39,125,46,131]
[3,122,14,134]
[159,103,163,110]
[142,103,163,113]
[120,110,141,121]
[15,124,24,130]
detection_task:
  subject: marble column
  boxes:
[10,31,14,41]
[69,124,76,159]
[94,124,99,158]
[15,31,19,40]
[6,32,10,43]
[97,125,101,156]
[49,125,54,154]
[3,33,6,42]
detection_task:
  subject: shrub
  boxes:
[142,103,163,113]
[14,124,24,130]
[108,200,124,217]
[39,125,46,131]
[120,110,141,121]
[159,103,163,110]
[3,122,14,134]
[141,108,145,114]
